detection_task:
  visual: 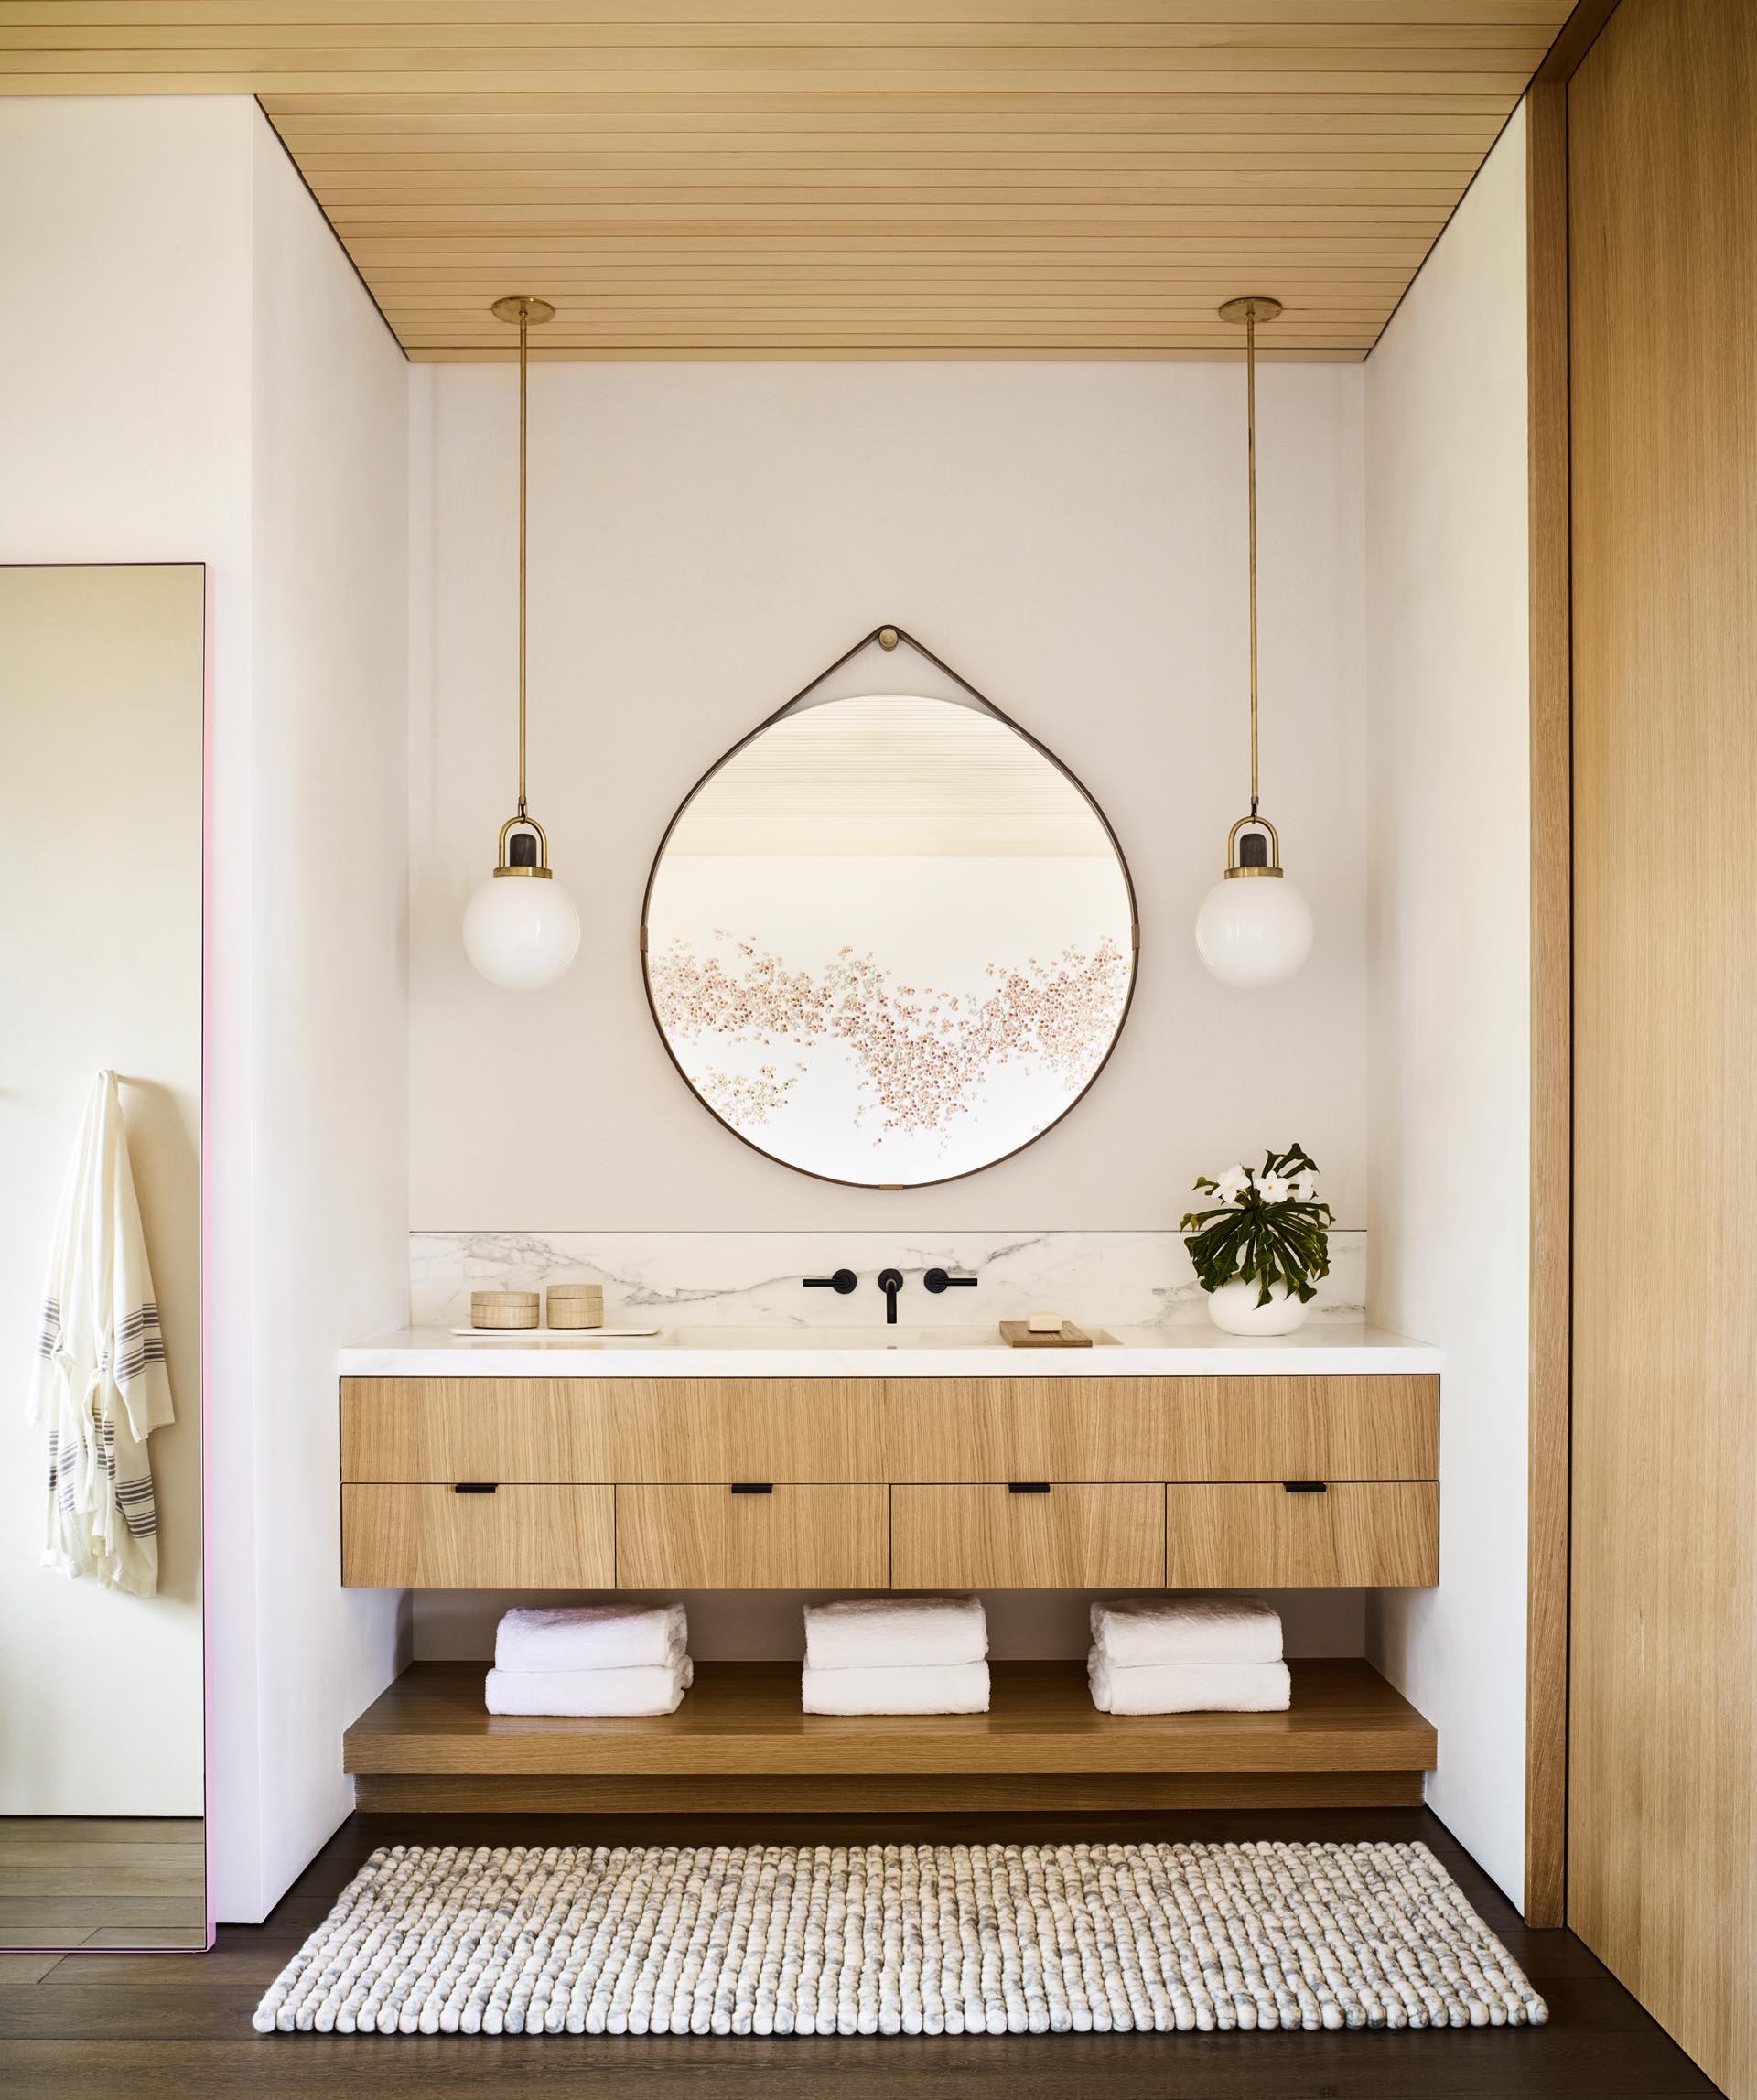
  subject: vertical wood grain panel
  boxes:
[1524,70,1572,1932]
[1569,3,1757,2090]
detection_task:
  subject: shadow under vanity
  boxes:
[337,1325,1439,1814]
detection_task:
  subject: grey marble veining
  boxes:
[408,1227,1368,1331]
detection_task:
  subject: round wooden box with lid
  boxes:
[469,1290,540,1330]
[546,1283,605,1330]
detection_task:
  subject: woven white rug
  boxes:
[253,1839,1547,2039]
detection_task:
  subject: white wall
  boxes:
[234,116,412,1920]
[410,359,1370,1231]
[0,565,205,1815]
[1363,106,1531,1907]
[0,96,411,1922]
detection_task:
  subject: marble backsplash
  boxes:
[408,1228,1368,1331]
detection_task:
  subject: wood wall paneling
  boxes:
[1524,68,1572,1934]
[0,3,1575,358]
[1568,2,1757,2091]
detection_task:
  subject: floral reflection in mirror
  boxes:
[642,631,1137,1187]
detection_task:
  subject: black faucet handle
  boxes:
[803,1269,857,1295]
[923,1267,978,1293]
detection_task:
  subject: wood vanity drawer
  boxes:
[616,1485,889,1588]
[883,1383,1164,1482]
[890,1485,1164,1589]
[1164,1482,1439,1588]
[1159,1379,1439,1481]
[881,1377,1438,1483]
[340,1379,613,1483]
[341,1485,615,1588]
[609,1382,886,1484]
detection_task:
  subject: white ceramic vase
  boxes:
[1206,1278,1312,1337]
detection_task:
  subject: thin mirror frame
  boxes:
[640,624,1140,1190]
[0,562,212,1955]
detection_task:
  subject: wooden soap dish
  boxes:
[999,1320,1094,1349]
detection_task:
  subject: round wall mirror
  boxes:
[642,630,1137,1187]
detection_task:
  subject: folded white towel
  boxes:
[494,1602,686,1674]
[803,1595,987,1671]
[1087,1651,1290,1716]
[484,1657,693,1717]
[1090,1593,1283,1668]
[801,1661,990,1715]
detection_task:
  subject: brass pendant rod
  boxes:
[1220,295,1279,824]
[517,301,528,822]
[1245,301,1259,819]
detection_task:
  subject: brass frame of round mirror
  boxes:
[639,625,1140,1190]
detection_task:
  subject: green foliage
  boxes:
[1180,1141,1334,1308]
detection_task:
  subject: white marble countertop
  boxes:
[339,1324,1440,1380]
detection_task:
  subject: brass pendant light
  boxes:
[1194,294,1315,989]
[461,294,583,990]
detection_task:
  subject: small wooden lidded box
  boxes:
[546,1283,606,1330]
[469,1290,539,1330]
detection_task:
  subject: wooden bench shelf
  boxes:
[344,1659,1437,1815]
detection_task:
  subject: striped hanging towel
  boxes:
[26,1071,176,1596]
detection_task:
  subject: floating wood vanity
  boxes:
[338,1328,1440,1809]
[338,1339,1439,1594]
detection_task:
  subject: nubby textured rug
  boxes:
[253,1839,1547,2040]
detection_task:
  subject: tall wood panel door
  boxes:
[1569,2,1757,2094]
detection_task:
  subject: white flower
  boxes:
[1257,1172,1292,1205]
[1213,1164,1250,1205]
[1293,1171,1321,1204]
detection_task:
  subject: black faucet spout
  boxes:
[877,1267,904,1325]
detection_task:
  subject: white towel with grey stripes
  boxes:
[27,1071,175,1596]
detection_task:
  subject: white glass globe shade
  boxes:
[462,871,581,990]
[1194,872,1313,988]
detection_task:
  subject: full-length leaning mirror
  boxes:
[643,629,1137,1187]
[0,565,207,1951]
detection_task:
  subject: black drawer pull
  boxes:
[454,1481,498,1495]
[1283,1481,1329,1494]
[730,1482,773,1495]
[1008,1481,1051,1495]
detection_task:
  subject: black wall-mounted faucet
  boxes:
[924,1268,978,1295]
[878,1268,905,1323]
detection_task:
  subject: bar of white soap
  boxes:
[1027,1311,1065,1334]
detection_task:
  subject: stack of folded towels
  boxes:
[1088,1593,1289,1714]
[484,1602,693,1717]
[802,1595,989,1714]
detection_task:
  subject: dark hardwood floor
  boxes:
[0,1806,1720,2098]
[0,1817,206,1952]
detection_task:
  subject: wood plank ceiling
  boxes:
[2,3,1571,361]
